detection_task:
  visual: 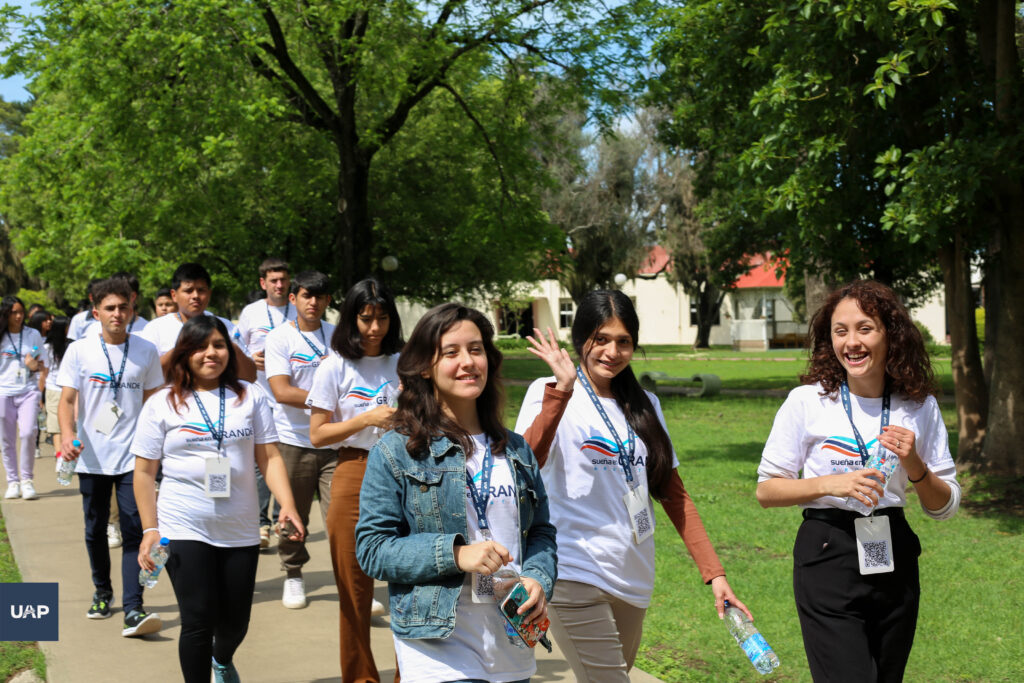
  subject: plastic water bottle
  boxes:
[139,537,171,588]
[845,448,899,516]
[57,441,81,486]
[725,601,779,675]
[30,345,40,359]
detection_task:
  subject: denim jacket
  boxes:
[355,428,557,639]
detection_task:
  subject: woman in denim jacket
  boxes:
[356,303,556,683]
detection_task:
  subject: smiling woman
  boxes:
[756,279,961,682]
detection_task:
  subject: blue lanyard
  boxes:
[267,302,289,330]
[193,385,226,455]
[840,382,890,467]
[466,440,496,535]
[576,366,637,488]
[294,322,327,358]
[98,334,131,402]
[6,330,22,360]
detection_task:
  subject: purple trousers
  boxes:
[0,390,40,483]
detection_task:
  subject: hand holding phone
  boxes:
[499,582,551,649]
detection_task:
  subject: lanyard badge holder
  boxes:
[195,386,230,498]
[576,367,654,545]
[841,382,895,574]
[93,334,129,435]
[8,330,28,383]
[466,440,500,604]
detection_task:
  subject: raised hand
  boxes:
[525,327,575,392]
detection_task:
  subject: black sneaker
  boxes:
[87,591,113,619]
[122,608,162,637]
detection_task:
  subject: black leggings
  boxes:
[165,540,260,683]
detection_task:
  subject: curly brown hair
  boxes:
[800,280,937,402]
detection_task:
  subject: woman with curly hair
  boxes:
[756,279,960,682]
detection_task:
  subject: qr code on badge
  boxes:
[633,508,652,539]
[475,574,494,598]
[863,540,890,568]
[208,474,228,494]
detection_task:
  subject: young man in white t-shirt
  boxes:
[66,278,103,341]
[57,278,165,638]
[235,258,296,547]
[264,270,336,608]
[137,262,255,381]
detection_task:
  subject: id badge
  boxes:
[472,573,495,604]
[623,484,655,544]
[16,367,28,383]
[854,514,895,575]
[91,401,122,435]
[204,457,231,498]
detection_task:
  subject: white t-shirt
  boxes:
[67,313,145,341]
[514,376,678,609]
[66,310,95,341]
[0,327,45,397]
[394,434,535,683]
[130,382,278,546]
[43,343,61,392]
[758,383,958,511]
[263,320,336,448]
[237,300,297,397]
[305,353,399,450]
[137,311,241,356]
[56,334,163,475]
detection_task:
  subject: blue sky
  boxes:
[0,0,37,102]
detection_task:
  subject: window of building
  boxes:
[690,301,721,326]
[559,300,574,329]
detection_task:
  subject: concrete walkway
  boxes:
[3,442,663,683]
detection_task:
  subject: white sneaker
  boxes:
[282,577,307,609]
[4,482,20,499]
[20,480,38,500]
[107,523,122,548]
[371,598,386,617]
[259,525,271,549]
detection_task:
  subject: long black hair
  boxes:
[572,290,675,500]
[165,316,245,413]
[45,316,71,365]
[391,303,507,459]
[0,296,26,333]
[331,278,403,360]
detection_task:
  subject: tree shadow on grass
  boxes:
[959,473,1024,535]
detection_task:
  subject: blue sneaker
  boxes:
[212,656,240,683]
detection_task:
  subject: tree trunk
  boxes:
[334,148,373,295]
[804,268,833,323]
[938,238,987,466]
[976,0,1024,476]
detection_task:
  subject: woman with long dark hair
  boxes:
[756,280,959,681]
[0,295,45,499]
[356,303,556,683]
[131,315,305,682]
[40,315,70,442]
[307,277,403,683]
[515,290,748,681]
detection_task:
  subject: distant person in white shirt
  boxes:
[109,271,149,334]
[136,262,256,382]
[67,278,104,341]
[152,288,178,318]
[235,257,296,548]
[57,277,164,636]
[0,295,45,499]
[264,270,336,609]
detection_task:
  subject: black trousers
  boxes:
[793,512,921,683]
[78,471,143,612]
[165,540,259,683]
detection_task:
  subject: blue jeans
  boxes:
[78,471,144,612]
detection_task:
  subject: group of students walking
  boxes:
[0,262,960,683]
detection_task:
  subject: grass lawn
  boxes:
[0,509,47,680]
[504,363,1020,682]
